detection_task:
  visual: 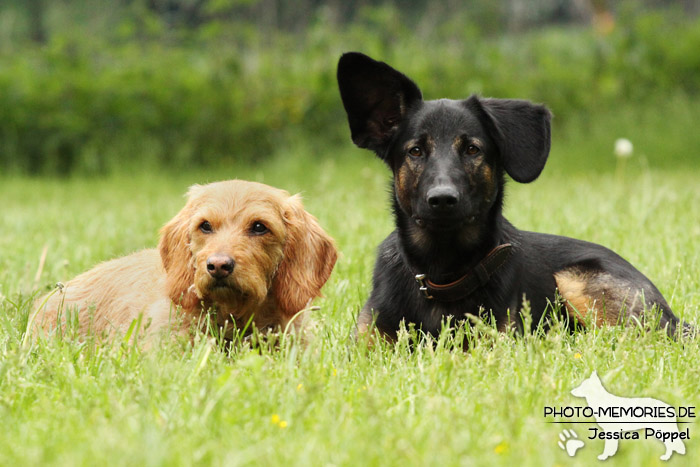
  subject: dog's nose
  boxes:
[427,185,459,211]
[206,254,235,279]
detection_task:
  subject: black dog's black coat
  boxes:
[337,52,684,339]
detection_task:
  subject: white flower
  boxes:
[614,138,633,158]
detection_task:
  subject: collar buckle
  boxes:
[414,274,434,299]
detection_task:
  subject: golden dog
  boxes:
[31,180,337,342]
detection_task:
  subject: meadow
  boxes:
[1,128,699,465]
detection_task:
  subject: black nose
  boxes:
[206,254,235,279]
[427,185,459,211]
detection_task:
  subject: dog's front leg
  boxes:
[355,305,396,346]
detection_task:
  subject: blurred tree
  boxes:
[146,0,210,27]
[26,0,47,43]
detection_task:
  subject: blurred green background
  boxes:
[1,0,700,175]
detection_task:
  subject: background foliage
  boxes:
[1,0,700,174]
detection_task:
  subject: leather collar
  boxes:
[413,243,513,302]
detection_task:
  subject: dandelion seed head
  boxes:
[614,138,633,158]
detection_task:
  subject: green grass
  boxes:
[1,141,699,466]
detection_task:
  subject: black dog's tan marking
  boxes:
[337,52,690,340]
[555,269,620,326]
[555,267,661,327]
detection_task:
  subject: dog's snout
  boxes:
[427,185,459,211]
[206,254,235,279]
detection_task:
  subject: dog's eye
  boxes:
[250,222,269,235]
[408,146,423,157]
[466,144,480,155]
[199,221,213,233]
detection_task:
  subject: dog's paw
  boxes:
[558,429,584,457]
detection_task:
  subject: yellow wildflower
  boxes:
[494,441,508,454]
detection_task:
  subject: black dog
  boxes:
[337,52,686,340]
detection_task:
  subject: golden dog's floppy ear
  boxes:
[158,187,200,311]
[273,195,338,318]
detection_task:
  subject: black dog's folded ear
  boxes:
[337,52,422,156]
[467,96,552,183]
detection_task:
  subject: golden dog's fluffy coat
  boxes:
[32,180,337,342]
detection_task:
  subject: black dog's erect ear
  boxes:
[466,96,552,183]
[337,52,422,155]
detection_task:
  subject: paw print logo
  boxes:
[558,429,585,457]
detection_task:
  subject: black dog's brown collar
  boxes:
[414,243,513,302]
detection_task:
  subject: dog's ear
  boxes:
[272,195,337,319]
[467,96,552,183]
[158,188,200,311]
[337,52,422,156]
